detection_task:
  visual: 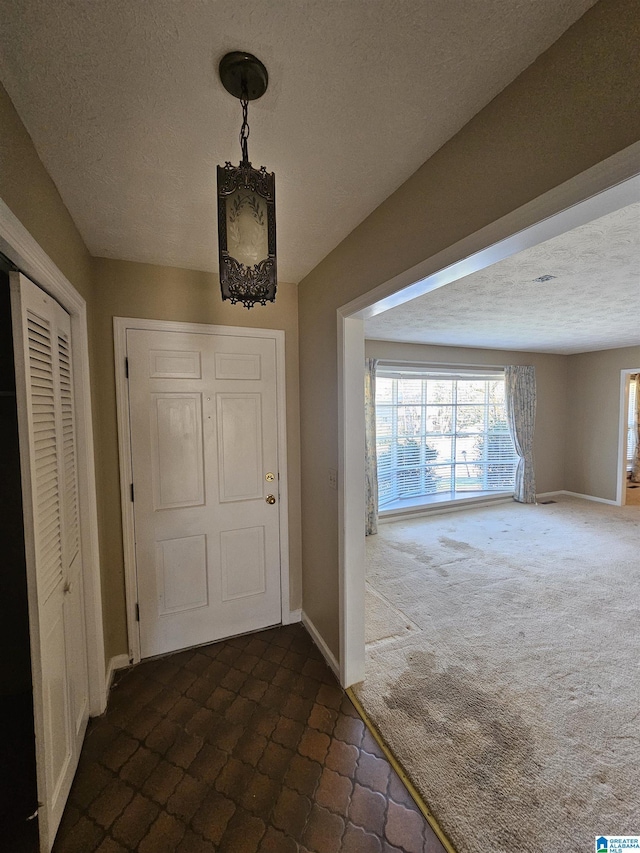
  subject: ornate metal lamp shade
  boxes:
[217,52,276,309]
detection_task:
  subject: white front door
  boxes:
[127,329,283,658]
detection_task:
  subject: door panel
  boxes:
[150,393,204,509]
[216,393,263,501]
[128,329,282,658]
[42,597,71,802]
[65,570,89,737]
[220,526,266,600]
[149,349,202,379]
[57,318,89,741]
[57,330,80,563]
[214,351,262,380]
[155,534,209,614]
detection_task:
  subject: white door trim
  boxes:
[337,315,366,688]
[337,141,640,688]
[114,316,291,664]
[0,193,107,716]
[0,197,106,715]
[617,369,640,506]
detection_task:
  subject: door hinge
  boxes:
[125,356,129,378]
[135,603,140,622]
[130,483,134,502]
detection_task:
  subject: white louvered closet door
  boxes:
[10,273,89,853]
[57,310,89,746]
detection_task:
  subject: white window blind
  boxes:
[628,376,638,469]
[375,366,518,507]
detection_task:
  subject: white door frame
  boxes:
[337,142,640,687]
[0,197,107,715]
[617,369,640,505]
[114,316,292,664]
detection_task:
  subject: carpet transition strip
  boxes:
[347,687,458,853]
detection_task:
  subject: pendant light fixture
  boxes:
[217,51,276,309]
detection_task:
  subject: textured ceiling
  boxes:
[364,202,640,354]
[0,0,598,282]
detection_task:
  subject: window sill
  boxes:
[378,490,513,522]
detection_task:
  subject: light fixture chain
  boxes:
[240,97,250,163]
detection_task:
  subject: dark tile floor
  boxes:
[53,623,446,853]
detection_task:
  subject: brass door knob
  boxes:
[265,494,276,504]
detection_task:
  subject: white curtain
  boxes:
[505,365,537,504]
[631,374,640,483]
[365,358,378,535]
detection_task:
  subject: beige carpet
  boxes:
[357,495,640,853]
[365,583,420,645]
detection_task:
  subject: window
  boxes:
[375,367,518,508]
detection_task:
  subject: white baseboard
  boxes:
[301,611,340,680]
[105,654,130,694]
[543,489,619,506]
[284,608,302,624]
[536,491,563,500]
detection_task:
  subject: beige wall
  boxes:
[565,346,640,501]
[365,341,569,496]
[0,82,93,301]
[1,79,302,664]
[3,0,640,668]
[0,83,99,668]
[92,258,301,659]
[299,0,640,658]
